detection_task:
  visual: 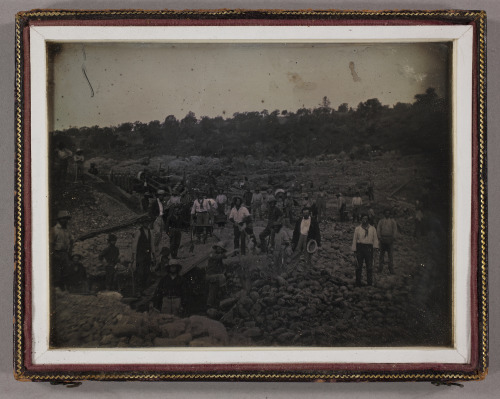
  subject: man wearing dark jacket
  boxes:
[259,198,283,253]
[151,263,186,316]
[292,207,321,265]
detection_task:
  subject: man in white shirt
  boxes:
[228,196,250,255]
[191,192,210,243]
[352,213,379,286]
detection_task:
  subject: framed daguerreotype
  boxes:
[14,9,487,383]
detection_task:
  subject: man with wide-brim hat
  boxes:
[152,263,186,316]
[50,210,74,290]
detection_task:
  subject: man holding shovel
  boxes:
[352,213,379,287]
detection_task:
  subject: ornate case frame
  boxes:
[14,9,487,383]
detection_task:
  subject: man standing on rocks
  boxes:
[272,222,292,273]
[99,233,120,290]
[352,213,379,286]
[367,177,375,201]
[50,210,74,290]
[132,218,154,296]
[377,209,398,274]
[229,195,251,255]
[215,188,228,216]
[191,192,210,243]
[206,242,229,309]
[259,198,283,253]
[336,193,347,222]
[316,190,327,223]
[291,207,321,265]
[251,188,263,221]
[351,191,363,223]
[166,189,181,208]
[151,189,167,258]
[152,263,186,316]
[165,205,183,259]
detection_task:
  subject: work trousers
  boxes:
[51,251,70,290]
[292,234,312,264]
[379,241,394,273]
[355,243,374,286]
[259,224,275,251]
[134,261,150,295]
[161,297,182,316]
[233,226,247,255]
[169,228,182,259]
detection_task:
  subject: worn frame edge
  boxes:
[13,8,488,383]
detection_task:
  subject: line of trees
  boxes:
[51,87,450,162]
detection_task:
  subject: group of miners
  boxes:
[50,178,404,318]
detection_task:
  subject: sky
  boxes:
[48,42,450,130]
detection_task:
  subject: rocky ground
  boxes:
[51,152,451,348]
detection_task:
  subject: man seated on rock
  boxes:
[206,242,229,309]
[151,263,186,316]
[291,207,321,265]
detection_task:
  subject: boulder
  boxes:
[187,315,228,345]
[161,320,186,338]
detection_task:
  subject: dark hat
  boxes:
[272,221,283,228]
[107,234,117,242]
[360,213,369,219]
[232,195,243,202]
[166,263,182,273]
[301,206,311,212]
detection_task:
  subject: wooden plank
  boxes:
[76,214,149,241]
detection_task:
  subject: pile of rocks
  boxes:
[53,290,230,348]
[212,219,446,347]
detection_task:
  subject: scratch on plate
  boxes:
[81,45,94,97]
[349,61,361,82]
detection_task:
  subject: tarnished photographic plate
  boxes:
[14,9,487,383]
